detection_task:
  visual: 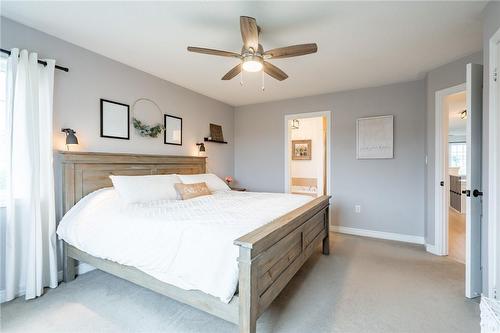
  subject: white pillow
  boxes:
[109,174,180,204]
[177,173,231,192]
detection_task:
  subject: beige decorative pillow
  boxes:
[174,182,212,200]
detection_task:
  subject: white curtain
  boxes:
[4,49,58,301]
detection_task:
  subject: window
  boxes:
[0,56,6,205]
[449,142,466,176]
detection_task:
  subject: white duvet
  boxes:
[56,188,312,303]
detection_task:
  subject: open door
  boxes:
[465,63,483,298]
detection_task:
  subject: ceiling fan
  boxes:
[187,16,318,81]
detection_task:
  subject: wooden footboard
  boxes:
[234,195,330,333]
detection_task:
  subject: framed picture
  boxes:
[356,115,394,159]
[292,140,312,160]
[100,99,130,140]
[209,123,224,142]
[164,114,182,145]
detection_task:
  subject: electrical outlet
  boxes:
[355,205,361,213]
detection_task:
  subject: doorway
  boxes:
[434,64,483,299]
[284,111,331,200]
[447,91,467,264]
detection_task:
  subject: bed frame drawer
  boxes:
[256,230,303,295]
[303,210,326,248]
[237,204,329,320]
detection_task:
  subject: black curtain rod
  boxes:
[0,48,69,72]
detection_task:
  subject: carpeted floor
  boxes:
[1,233,480,333]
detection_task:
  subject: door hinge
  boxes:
[494,68,498,82]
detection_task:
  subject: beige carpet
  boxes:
[1,233,480,333]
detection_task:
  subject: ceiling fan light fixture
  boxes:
[242,55,263,72]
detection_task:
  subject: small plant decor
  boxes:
[132,118,164,138]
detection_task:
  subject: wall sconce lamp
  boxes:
[460,110,467,120]
[61,128,79,150]
[291,119,300,129]
[196,142,206,157]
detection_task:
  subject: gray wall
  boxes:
[481,0,500,296]
[0,17,234,179]
[235,80,426,238]
[424,51,483,245]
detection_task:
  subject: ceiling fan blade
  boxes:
[264,62,288,81]
[221,63,242,80]
[264,43,318,59]
[187,47,241,58]
[240,16,259,52]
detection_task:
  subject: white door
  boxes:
[496,42,500,299]
[465,63,483,298]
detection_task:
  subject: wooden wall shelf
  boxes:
[204,138,228,144]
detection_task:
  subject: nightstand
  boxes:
[230,187,246,192]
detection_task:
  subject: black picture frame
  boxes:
[164,114,183,146]
[100,99,130,140]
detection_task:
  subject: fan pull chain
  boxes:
[240,70,244,86]
[261,71,265,91]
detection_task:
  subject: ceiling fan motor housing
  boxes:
[241,44,264,56]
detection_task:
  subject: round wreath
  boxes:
[131,98,165,138]
[132,118,164,138]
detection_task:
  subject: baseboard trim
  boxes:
[425,244,444,256]
[331,226,425,245]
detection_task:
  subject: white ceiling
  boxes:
[1,1,486,106]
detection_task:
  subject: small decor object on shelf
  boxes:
[100,99,130,140]
[164,114,182,145]
[225,176,233,186]
[210,123,224,142]
[131,98,165,138]
[292,140,312,160]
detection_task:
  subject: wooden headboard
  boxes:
[57,151,206,214]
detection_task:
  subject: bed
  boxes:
[57,151,330,333]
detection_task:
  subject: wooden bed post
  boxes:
[63,242,76,282]
[322,207,330,255]
[238,247,258,333]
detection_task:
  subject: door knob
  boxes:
[462,190,471,197]
[472,189,483,197]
